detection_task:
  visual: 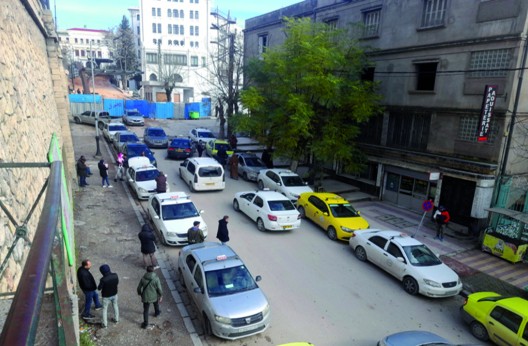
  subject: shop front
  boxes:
[482,208,528,263]
[382,166,436,211]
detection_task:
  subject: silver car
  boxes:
[177,242,271,340]
[235,153,267,181]
[122,109,145,126]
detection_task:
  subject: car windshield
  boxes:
[205,265,257,297]
[161,202,199,220]
[329,203,359,217]
[170,139,191,148]
[403,245,443,266]
[128,146,149,157]
[215,143,231,151]
[120,134,139,143]
[281,175,305,187]
[135,170,159,182]
[126,111,141,116]
[198,131,214,138]
[198,167,222,177]
[148,129,165,137]
[109,125,127,132]
[245,157,265,167]
[268,200,296,211]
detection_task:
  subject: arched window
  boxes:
[173,74,183,83]
[149,73,158,81]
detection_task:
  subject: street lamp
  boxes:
[90,40,102,157]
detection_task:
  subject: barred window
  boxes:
[146,53,158,64]
[191,56,199,66]
[195,11,199,19]
[190,10,194,19]
[173,9,178,17]
[168,9,172,17]
[164,54,178,65]
[173,24,179,35]
[168,24,172,34]
[195,26,199,36]
[469,49,512,78]
[190,26,194,36]
[363,9,380,37]
[152,7,156,16]
[152,23,157,33]
[457,116,498,143]
[421,0,447,28]
[157,8,161,17]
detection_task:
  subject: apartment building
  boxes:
[58,28,110,67]
[244,0,528,228]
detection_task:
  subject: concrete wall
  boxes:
[0,0,74,292]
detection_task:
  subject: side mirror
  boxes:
[255,275,262,282]
[323,212,329,216]
[128,179,133,183]
[193,287,203,294]
[180,162,185,167]
[397,257,405,263]
[153,215,160,220]
[200,210,204,214]
[277,182,282,186]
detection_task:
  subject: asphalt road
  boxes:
[121,118,485,346]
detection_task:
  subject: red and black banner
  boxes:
[477,85,497,142]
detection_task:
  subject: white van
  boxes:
[179,157,225,191]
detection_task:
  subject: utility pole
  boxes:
[90,40,102,157]
[226,32,235,137]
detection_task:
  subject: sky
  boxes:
[53,0,302,31]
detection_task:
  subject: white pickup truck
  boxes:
[73,111,114,129]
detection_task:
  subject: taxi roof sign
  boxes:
[216,254,227,261]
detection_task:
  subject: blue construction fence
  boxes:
[68,95,211,119]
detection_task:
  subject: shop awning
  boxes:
[485,208,528,224]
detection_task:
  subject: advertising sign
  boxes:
[477,85,497,142]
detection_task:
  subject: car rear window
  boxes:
[198,166,222,177]
[148,129,166,136]
[268,200,295,211]
[282,176,305,187]
[121,134,139,142]
[198,131,214,138]
[109,125,127,131]
[170,139,191,148]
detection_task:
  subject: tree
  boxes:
[155,42,184,102]
[239,17,382,184]
[107,16,138,90]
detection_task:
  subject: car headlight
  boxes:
[262,303,270,316]
[167,231,177,237]
[248,172,258,179]
[138,187,147,193]
[340,226,353,233]
[423,279,442,288]
[214,314,231,324]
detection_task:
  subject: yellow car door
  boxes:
[486,306,523,346]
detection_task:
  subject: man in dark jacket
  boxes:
[77,156,89,187]
[77,259,102,319]
[138,224,159,269]
[187,221,205,244]
[137,266,163,329]
[155,171,167,193]
[216,215,230,244]
[98,264,119,328]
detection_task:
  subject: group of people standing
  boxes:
[77,154,130,188]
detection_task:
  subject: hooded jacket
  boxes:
[98,265,119,298]
[137,271,162,303]
[216,218,229,242]
[138,224,156,254]
[98,160,108,178]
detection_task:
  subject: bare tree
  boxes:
[155,43,184,102]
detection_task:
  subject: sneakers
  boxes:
[154,311,161,317]
[82,314,95,320]
[141,323,154,330]
[153,265,160,270]
[108,185,113,188]
[95,306,103,311]
[100,323,107,329]
[111,318,119,324]
[103,185,107,188]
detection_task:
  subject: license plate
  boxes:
[176,149,183,152]
[206,183,215,186]
[283,225,292,229]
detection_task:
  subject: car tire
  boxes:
[257,180,264,190]
[74,117,81,124]
[242,172,248,181]
[233,199,240,211]
[354,246,367,262]
[298,206,306,218]
[402,276,419,295]
[98,122,104,131]
[189,182,195,192]
[159,232,167,246]
[178,268,186,288]
[327,226,337,241]
[470,321,489,341]
[257,218,266,232]
[203,314,213,337]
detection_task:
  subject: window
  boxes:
[74,49,79,57]
[180,10,184,18]
[74,38,78,43]
[190,26,194,35]
[81,50,85,57]
[421,0,447,28]
[157,23,161,33]
[180,25,184,35]
[195,26,199,36]
[157,8,161,16]
[363,9,381,37]
[490,306,522,334]
[191,56,198,66]
[175,54,187,65]
[195,11,199,19]
[152,23,157,33]
[180,40,185,46]
[387,242,404,259]
[137,14,140,20]
[415,62,438,91]
[258,34,268,56]
[190,10,194,19]
[190,41,194,47]
[168,9,172,17]
[137,26,140,35]
[469,49,511,78]
[80,38,84,44]
[149,73,158,81]
[368,236,387,249]
[153,38,157,44]
[173,24,179,34]
[195,0,198,3]
[387,111,431,150]
[457,116,498,143]
[164,54,179,65]
[168,40,172,45]
[195,41,199,48]
[201,57,206,67]
[325,18,338,30]
[167,24,173,34]
[97,51,102,58]
[152,7,156,16]
[146,53,159,64]
[174,9,178,17]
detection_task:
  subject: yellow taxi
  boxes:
[461,291,528,344]
[205,139,234,158]
[296,192,369,241]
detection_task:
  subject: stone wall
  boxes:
[0,0,74,293]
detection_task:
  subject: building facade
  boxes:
[58,28,111,67]
[244,0,528,228]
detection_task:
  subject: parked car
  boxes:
[73,110,112,129]
[143,127,169,148]
[122,142,157,167]
[461,291,528,343]
[177,242,271,340]
[297,192,369,241]
[233,190,301,232]
[349,230,462,297]
[179,157,225,191]
[102,121,127,143]
[125,157,166,200]
[113,131,140,153]
[167,137,194,160]
[234,152,267,182]
[122,109,144,126]
[257,169,313,202]
[189,128,215,143]
[378,330,470,346]
[147,192,207,245]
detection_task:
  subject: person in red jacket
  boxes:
[434,206,450,241]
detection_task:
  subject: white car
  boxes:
[126,157,167,200]
[189,127,216,144]
[102,122,127,142]
[257,169,313,202]
[233,190,301,232]
[147,192,208,246]
[349,230,463,298]
[122,109,144,126]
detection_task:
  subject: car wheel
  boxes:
[257,180,264,190]
[233,199,240,211]
[327,226,337,241]
[203,314,213,337]
[179,169,183,179]
[178,268,186,288]
[98,122,104,131]
[354,246,367,262]
[470,321,489,341]
[74,117,81,124]
[242,172,248,181]
[402,276,419,295]
[298,206,306,218]
[257,218,266,232]
[189,182,195,192]
[159,232,167,246]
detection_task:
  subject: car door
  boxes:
[248,195,265,222]
[127,167,137,193]
[237,154,246,176]
[266,171,280,190]
[238,193,255,216]
[364,235,388,267]
[149,197,164,235]
[486,306,523,346]
[190,263,207,311]
[307,196,330,229]
[382,242,408,279]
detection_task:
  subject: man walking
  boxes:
[77,259,102,319]
[98,264,119,328]
[137,266,163,329]
[434,206,451,241]
[138,224,159,269]
[187,221,205,244]
[216,215,230,244]
[155,171,167,193]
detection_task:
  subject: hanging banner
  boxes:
[477,85,497,142]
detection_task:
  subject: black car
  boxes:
[167,138,194,160]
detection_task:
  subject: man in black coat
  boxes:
[77,259,102,319]
[98,264,119,328]
[138,224,159,269]
[216,215,230,244]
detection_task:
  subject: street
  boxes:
[112,118,485,346]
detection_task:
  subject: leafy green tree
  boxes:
[239,18,382,183]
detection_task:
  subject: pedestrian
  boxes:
[434,206,450,241]
[155,171,167,193]
[229,134,238,150]
[261,148,274,168]
[216,146,228,166]
[217,215,230,244]
[123,153,129,169]
[196,141,204,157]
[77,259,102,319]
[97,264,119,328]
[228,154,239,180]
[77,88,81,94]
[137,265,162,329]
[98,159,112,188]
[187,220,205,244]
[114,152,124,182]
[138,223,159,269]
[77,156,89,187]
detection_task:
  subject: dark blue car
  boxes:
[167,138,193,160]
[122,143,157,167]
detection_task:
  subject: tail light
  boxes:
[168,148,174,151]
[267,214,277,221]
[185,148,191,152]
[222,173,225,182]
[194,174,198,183]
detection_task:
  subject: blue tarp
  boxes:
[153,103,174,119]
[68,94,103,103]
[201,98,211,118]
[103,99,125,117]
[184,102,201,120]
[125,100,150,117]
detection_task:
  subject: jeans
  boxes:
[102,295,119,327]
[83,290,102,317]
[79,175,87,187]
[142,301,160,326]
[436,223,446,239]
[101,176,110,186]
[114,166,123,180]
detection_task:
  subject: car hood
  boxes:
[337,217,370,230]
[284,186,313,196]
[412,263,460,283]
[135,180,156,191]
[162,217,207,235]
[210,288,268,318]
